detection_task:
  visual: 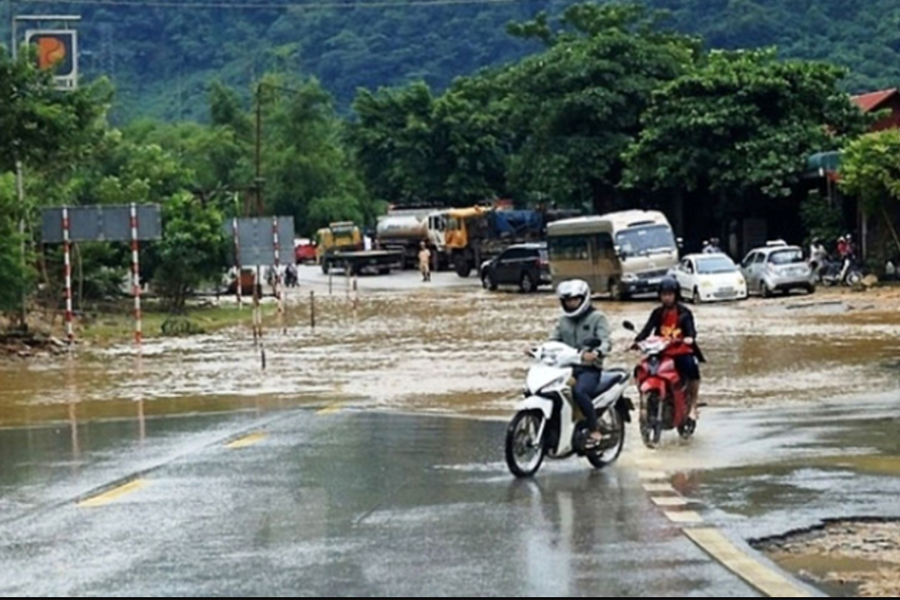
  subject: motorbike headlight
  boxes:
[622,273,638,283]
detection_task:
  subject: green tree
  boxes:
[0,48,109,323]
[256,76,375,233]
[840,130,900,257]
[482,2,700,211]
[0,175,31,316]
[0,47,110,174]
[149,193,228,313]
[624,48,869,217]
[349,3,699,211]
[349,80,508,207]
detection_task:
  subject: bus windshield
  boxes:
[615,225,676,258]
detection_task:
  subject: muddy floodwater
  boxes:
[2,269,898,430]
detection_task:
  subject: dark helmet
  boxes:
[658,277,680,297]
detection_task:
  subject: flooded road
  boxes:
[1,266,898,596]
[2,266,898,429]
[658,393,900,597]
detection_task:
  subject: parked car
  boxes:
[480,243,551,293]
[740,242,815,297]
[672,253,748,303]
[294,238,317,264]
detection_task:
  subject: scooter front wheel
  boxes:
[640,392,663,449]
[505,411,546,478]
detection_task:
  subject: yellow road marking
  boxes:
[665,510,703,524]
[638,470,668,481]
[316,403,343,416]
[684,528,812,597]
[226,432,268,449]
[636,457,663,468]
[78,479,148,508]
[643,482,676,494]
[651,496,689,507]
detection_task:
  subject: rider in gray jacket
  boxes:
[549,279,613,448]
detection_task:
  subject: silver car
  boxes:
[740,243,815,297]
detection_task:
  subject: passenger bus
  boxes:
[546,210,680,300]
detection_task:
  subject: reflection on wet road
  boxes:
[0,410,759,596]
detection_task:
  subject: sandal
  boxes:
[585,433,603,449]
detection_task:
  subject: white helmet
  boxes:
[557,279,591,319]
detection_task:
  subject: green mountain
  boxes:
[5,0,899,121]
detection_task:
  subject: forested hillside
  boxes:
[3,0,899,121]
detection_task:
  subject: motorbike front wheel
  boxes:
[505,411,546,478]
[587,406,625,469]
[640,392,663,449]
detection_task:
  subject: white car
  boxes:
[672,253,748,303]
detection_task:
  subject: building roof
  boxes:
[851,88,899,113]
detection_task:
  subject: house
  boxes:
[851,88,900,131]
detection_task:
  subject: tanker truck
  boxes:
[375,210,449,271]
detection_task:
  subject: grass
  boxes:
[73,301,280,345]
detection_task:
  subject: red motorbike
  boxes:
[623,321,695,448]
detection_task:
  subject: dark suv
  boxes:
[480,243,551,293]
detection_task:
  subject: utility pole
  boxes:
[10,2,26,326]
[254,82,264,218]
[253,80,310,217]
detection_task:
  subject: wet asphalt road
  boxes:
[0,409,761,597]
[661,392,900,538]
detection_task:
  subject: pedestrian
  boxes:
[886,258,897,282]
[285,263,299,288]
[418,242,432,282]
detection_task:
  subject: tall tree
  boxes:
[624,48,870,218]
[500,3,700,211]
[840,130,900,259]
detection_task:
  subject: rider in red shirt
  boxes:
[633,278,706,426]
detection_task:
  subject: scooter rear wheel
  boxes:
[587,408,625,469]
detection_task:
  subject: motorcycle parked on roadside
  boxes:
[816,258,863,287]
[623,320,695,449]
[504,336,634,478]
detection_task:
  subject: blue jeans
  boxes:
[573,369,601,432]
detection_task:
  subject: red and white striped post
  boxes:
[233,217,243,310]
[130,203,143,346]
[61,207,74,345]
[272,216,285,334]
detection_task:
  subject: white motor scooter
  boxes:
[505,338,634,478]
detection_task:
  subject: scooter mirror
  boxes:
[623,320,636,332]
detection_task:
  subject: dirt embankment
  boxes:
[759,520,900,597]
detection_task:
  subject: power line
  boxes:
[17,0,530,10]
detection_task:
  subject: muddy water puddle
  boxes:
[756,520,900,597]
[1,286,898,429]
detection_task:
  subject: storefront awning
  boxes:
[806,151,842,173]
